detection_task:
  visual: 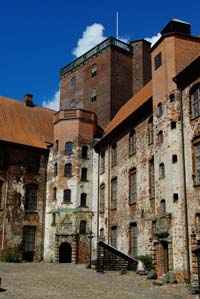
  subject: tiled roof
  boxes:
[0,96,55,149]
[104,80,152,136]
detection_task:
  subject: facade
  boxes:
[0,95,54,262]
[95,20,200,282]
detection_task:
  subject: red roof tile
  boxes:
[104,81,152,136]
[0,96,55,149]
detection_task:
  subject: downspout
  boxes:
[107,146,111,243]
[175,81,191,283]
[1,169,9,261]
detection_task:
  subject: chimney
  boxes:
[24,94,33,107]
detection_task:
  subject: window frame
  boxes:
[100,184,105,213]
[91,64,97,77]
[90,89,97,102]
[63,189,71,203]
[65,142,73,155]
[129,130,136,156]
[111,178,117,209]
[25,184,38,212]
[81,167,88,181]
[129,168,137,204]
[80,193,87,207]
[190,84,200,119]
[111,144,117,167]
[64,163,72,177]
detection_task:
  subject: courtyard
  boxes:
[0,262,197,299]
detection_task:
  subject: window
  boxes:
[100,152,105,174]
[80,193,87,207]
[53,187,57,201]
[172,154,178,163]
[194,143,200,185]
[111,144,117,166]
[23,226,36,261]
[25,184,38,212]
[111,178,117,209]
[169,94,175,103]
[55,140,59,153]
[91,89,96,102]
[155,52,162,70]
[100,184,105,213]
[111,226,117,248]
[171,121,176,129]
[81,167,88,181]
[129,130,136,155]
[149,158,155,198]
[158,103,163,117]
[130,223,137,257]
[80,220,87,234]
[91,64,97,77]
[173,193,179,202]
[148,117,153,144]
[81,145,88,158]
[0,181,3,208]
[63,189,71,203]
[159,163,165,179]
[27,156,40,173]
[65,142,73,155]
[196,214,200,233]
[51,213,56,226]
[161,199,166,216]
[158,130,163,144]
[54,163,58,177]
[64,163,72,177]
[70,76,76,89]
[129,168,137,204]
[100,228,104,240]
[190,84,200,118]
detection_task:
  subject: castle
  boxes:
[0,19,200,282]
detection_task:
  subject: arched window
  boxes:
[190,84,200,118]
[81,168,87,181]
[54,163,58,176]
[65,142,73,155]
[0,180,3,208]
[80,220,87,234]
[129,130,136,156]
[25,184,38,211]
[100,228,104,240]
[80,193,87,207]
[55,140,59,153]
[53,187,57,201]
[148,116,153,144]
[64,163,72,177]
[81,145,88,158]
[158,130,163,144]
[158,103,163,117]
[63,189,71,203]
[159,163,165,179]
[161,199,166,216]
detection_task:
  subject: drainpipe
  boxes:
[175,81,191,283]
[1,169,9,261]
[108,146,111,243]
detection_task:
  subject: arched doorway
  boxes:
[59,242,72,263]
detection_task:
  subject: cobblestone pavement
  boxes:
[0,263,198,299]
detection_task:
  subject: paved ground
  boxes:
[0,263,198,299]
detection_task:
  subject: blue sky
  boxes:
[0,0,199,110]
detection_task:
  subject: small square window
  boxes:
[155,52,162,70]
[91,90,96,102]
[91,65,97,77]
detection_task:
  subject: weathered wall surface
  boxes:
[0,142,48,261]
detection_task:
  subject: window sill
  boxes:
[149,195,155,200]
[111,207,117,211]
[129,201,137,206]
[25,210,38,214]
[62,201,73,205]
[81,179,89,182]
[194,183,200,188]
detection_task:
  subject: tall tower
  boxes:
[60,37,134,129]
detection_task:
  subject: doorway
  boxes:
[59,242,72,263]
[160,241,169,274]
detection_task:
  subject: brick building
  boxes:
[0,95,54,261]
[0,18,200,284]
[95,20,200,282]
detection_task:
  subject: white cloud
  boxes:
[42,89,60,111]
[72,23,107,58]
[145,33,161,47]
